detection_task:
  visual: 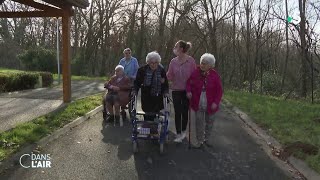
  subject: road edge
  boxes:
[222,99,320,180]
[0,105,103,175]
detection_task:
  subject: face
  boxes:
[200,61,211,72]
[124,50,131,59]
[173,42,183,56]
[115,68,124,76]
[148,60,159,71]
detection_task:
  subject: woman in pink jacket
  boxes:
[186,53,223,149]
[167,40,197,142]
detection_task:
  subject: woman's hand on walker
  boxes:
[186,92,192,99]
[211,103,217,110]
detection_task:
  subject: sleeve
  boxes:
[104,77,114,90]
[133,58,139,79]
[118,77,131,90]
[166,60,174,81]
[213,74,223,105]
[186,73,193,93]
[134,67,144,93]
[161,68,169,94]
[119,59,123,65]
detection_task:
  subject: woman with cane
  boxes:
[186,53,223,149]
[167,40,196,143]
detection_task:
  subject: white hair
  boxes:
[200,53,216,67]
[123,48,131,53]
[115,65,124,71]
[146,51,161,63]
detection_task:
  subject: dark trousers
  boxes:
[172,90,189,134]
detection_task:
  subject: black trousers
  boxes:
[172,90,189,134]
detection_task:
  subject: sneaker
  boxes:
[174,134,182,143]
[180,131,186,140]
[204,141,213,148]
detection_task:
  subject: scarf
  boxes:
[144,65,162,96]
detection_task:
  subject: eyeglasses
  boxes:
[124,52,131,55]
[149,61,159,65]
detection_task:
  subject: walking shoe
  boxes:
[204,141,213,148]
[174,134,182,143]
[106,115,114,123]
[180,131,186,140]
[192,143,205,151]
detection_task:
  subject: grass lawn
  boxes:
[0,93,103,161]
[224,90,320,173]
[53,74,106,81]
[0,68,106,81]
[0,68,24,74]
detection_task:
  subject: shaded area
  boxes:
[0,81,105,133]
[0,105,290,180]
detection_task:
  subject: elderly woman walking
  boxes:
[134,51,169,121]
[103,65,131,125]
[186,53,223,149]
[167,40,196,142]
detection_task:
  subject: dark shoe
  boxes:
[103,111,107,121]
[115,115,120,124]
[106,115,114,123]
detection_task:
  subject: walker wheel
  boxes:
[133,141,138,153]
[160,143,164,154]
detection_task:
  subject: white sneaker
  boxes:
[180,131,186,140]
[174,134,182,143]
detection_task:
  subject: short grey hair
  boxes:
[200,53,216,67]
[115,65,124,71]
[123,48,131,53]
[146,51,161,63]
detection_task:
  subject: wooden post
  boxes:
[62,7,72,103]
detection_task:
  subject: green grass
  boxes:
[0,68,106,81]
[53,74,106,81]
[0,93,103,161]
[224,90,320,173]
[0,68,24,74]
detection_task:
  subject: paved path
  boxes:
[0,81,105,132]
[0,102,290,180]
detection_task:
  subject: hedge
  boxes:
[0,71,53,92]
[38,72,53,87]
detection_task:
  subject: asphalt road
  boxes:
[0,81,105,133]
[0,103,290,180]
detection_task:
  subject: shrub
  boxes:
[0,72,39,92]
[243,72,283,96]
[38,72,53,87]
[18,47,57,73]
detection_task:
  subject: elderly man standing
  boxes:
[119,48,139,81]
[133,51,169,121]
[186,53,223,149]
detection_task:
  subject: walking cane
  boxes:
[188,107,191,149]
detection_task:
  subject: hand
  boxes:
[160,78,165,83]
[113,86,120,91]
[186,92,192,99]
[131,90,137,96]
[164,93,169,98]
[211,103,217,110]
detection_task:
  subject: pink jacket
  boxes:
[166,56,196,91]
[186,67,223,114]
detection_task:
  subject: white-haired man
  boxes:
[103,65,131,124]
[133,51,169,121]
[119,48,139,81]
[186,53,223,149]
